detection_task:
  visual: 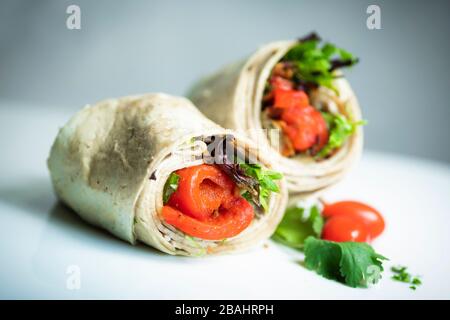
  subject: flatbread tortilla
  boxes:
[48,93,287,256]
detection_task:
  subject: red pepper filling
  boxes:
[266,76,329,155]
[265,75,328,156]
[162,164,254,240]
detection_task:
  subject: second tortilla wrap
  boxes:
[188,40,363,193]
[48,93,287,256]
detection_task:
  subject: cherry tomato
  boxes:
[162,197,254,240]
[322,215,369,242]
[168,165,235,221]
[323,201,385,239]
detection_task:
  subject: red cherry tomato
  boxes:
[322,215,369,242]
[322,201,385,239]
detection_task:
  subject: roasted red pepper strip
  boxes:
[162,197,254,240]
[269,88,329,153]
[271,76,294,91]
[168,165,235,221]
[273,88,309,109]
[280,103,329,152]
[164,164,255,240]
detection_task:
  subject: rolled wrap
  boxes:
[188,40,363,193]
[48,93,287,256]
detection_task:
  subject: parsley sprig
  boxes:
[391,266,422,290]
[273,203,388,288]
[304,237,388,288]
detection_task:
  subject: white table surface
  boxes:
[1,102,449,299]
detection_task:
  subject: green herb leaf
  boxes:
[241,190,252,202]
[339,242,387,287]
[284,36,358,92]
[260,176,280,192]
[304,237,343,280]
[162,172,180,204]
[239,163,282,211]
[310,206,324,237]
[265,170,283,180]
[304,237,388,288]
[322,43,337,58]
[272,205,324,249]
[391,265,422,290]
[338,48,355,61]
[315,112,366,159]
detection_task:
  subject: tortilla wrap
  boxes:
[188,40,363,193]
[47,93,287,256]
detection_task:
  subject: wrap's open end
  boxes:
[189,39,363,194]
[48,93,288,256]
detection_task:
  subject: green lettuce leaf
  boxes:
[316,112,366,159]
[284,37,358,93]
[238,163,283,211]
[162,172,180,204]
[272,205,323,249]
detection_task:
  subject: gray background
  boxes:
[1,0,449,162]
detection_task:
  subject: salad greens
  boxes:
[238,163,283,211]
[316,112,366,159]
[284,33,358,93]
[162,172,180,204]
[205,134,283,211]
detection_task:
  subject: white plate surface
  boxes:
[0,104,449,299]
